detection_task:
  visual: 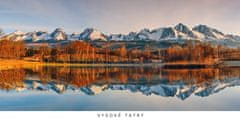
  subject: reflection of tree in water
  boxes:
[0,67,240,91]
[162,68,220,84]
[26,66,240,87]
[0,69,25,90]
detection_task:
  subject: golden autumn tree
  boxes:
[119,44,127,62]
[39,46,52,62]
[0,39,26,59]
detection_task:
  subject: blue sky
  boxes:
[0,0,239,34]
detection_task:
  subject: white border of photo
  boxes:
[0,111,238,120]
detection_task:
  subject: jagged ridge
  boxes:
[0,23,240,44]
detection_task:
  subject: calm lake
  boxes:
[0,62,240,111]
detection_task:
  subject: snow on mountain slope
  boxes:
[25,31,51,42]
[109,34,126,41]
[68,32,81,41]
[109,32,137,41]
[79,28,107,41]
[225,34,240,41]
[50,28,67,41]
[138,28,165,40]
[1,30,26,41]
[174,23,197,39]
[193,25,225,40]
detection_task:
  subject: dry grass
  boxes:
[0,58,220,70]
[0,59,41,70]
[0,59,158,70]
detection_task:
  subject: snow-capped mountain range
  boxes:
[109,23,239,41]
[0,27,108,42]
[0,23,240,43]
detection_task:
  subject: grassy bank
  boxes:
[0,59,41,70]
[0,59,164,70]
[0,58,224,70]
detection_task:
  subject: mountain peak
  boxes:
[175,23,188,28]
[174,23,189,31]
[174,23,196,38]
[193,24,211,31]
[80,28,107,41]
[193,24,225,39]
[51,28,67,41]
[139,28,150,33]
[13,30,25,35]
[54,28,64,32]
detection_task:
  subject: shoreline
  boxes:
[0,59,164,70]
[0,59,232,70]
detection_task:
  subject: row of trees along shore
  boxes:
[0,38,240,63]
[26,41,161,63]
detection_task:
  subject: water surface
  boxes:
[0,65,240,111]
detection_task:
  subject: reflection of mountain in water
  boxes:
[0,66,240,100]
[108,78,240,100]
